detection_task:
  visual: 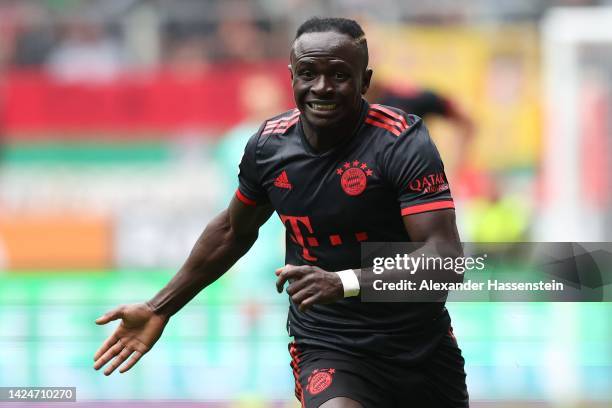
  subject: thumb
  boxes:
[95,307,123,325]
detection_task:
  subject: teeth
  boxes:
[311,103,336,111]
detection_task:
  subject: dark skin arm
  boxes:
[93,196,273,375]
[276,209,460,311]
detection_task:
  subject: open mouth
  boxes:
[307,102,337,112]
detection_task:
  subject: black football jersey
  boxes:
[237,100,455,363]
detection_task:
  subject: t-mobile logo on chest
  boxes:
[279,215,368,262]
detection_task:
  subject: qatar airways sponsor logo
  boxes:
[409,172,449,194]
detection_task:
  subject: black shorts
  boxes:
[289,328,469,408]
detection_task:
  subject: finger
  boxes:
[94,340,124,370]
[95,307,124,325]
[286,277,308,296]
[118,350,143,374]
[278,265,317,293]
[291,287,315,306]
[298,295,318,312]
[104,347,133,376]
[276,266,303,293]
[275,264,294,276]
[276,265,293,292]
[93,333,119,361]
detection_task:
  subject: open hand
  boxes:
[93,303,168,375]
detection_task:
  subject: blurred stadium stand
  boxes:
[0,1,610,407]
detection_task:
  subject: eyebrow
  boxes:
[295,58,351,66]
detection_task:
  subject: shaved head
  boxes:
[293,17,369,71]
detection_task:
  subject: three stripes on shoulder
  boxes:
[365,104,411,137]
[262,109,300,136]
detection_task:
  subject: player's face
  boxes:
[289,31,372,130]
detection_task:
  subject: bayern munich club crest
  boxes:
[307,368,335,395]
[336,160,373,196]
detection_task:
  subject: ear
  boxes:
[288,64,294,81]
[361,68,373,95]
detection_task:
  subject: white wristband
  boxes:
[335,269,360,297]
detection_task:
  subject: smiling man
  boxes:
[93,17,468,408]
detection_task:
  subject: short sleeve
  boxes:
[236,130,269,206]
[382,120,454,216]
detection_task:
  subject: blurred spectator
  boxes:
[162,18,215,74]
[164,34,211,76]
[46,17,124,82]
[214,1,268,62]
[215,18,266,62]
[5,1,54,67]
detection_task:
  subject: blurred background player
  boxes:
[367,81,475,172]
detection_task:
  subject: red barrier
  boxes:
[2,63,294,138]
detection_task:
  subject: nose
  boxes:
[311,74,333,96]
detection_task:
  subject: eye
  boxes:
[299,70,315,80]
[335,72,349,80]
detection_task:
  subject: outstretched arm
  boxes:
[146,197,274,317]
[93,196,273,375]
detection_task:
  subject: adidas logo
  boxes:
[274,170,292,189]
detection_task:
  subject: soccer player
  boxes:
[93,17,469,408]
[368,81,474,137]
[367,80,475,180]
